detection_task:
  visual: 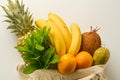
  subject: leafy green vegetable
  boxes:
[35,44,44,51]
[16,27,60,74]
[50,54,60,64]
[41,47,55,69]
[23,62,40,74]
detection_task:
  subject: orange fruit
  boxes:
[58,54,76,74]
[75,51,93,69]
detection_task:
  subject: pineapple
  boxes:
[2,0,34,46]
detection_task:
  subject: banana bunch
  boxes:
[35,13,82,57]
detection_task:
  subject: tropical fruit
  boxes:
[80,27,101,56]
[67,24,82,56]
[2,0,34,46]
[93,47,110,65]
[48,13,72,51]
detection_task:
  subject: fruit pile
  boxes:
[35,13,110,74]
[2,0,110,75]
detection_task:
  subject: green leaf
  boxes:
[31,56,41,61]
[3,20,12,23]
[35,44,44,51]
[23,63,40,74]
[15,46,31,52]
[24,37,32,47]
[24,37,34,51]
[41,47,55,69]
[22,53,36,63]
[47,54,60,69]
[7,25,15,29]
[50,54,60,64]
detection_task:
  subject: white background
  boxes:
[0,0,120,80]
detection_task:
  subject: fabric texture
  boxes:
[17,64,107,80]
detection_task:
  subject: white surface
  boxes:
[0,0,120,80]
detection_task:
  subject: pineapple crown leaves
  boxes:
[1,0,34,37]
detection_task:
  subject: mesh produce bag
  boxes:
[17,64,107,80]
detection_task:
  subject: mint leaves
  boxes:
[16,27,60,74]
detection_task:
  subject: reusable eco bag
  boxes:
[17,64,107,80]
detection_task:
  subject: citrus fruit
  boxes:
[76,51,93,69]
[58,54,76,74]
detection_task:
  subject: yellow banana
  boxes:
[67,24,82,56]
[48,13,71,51]
[35,19,54,46]
[35,19,47,29]
[47,20,66,56]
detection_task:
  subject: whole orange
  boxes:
[58,54,76,74]
[76,51,93,69]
